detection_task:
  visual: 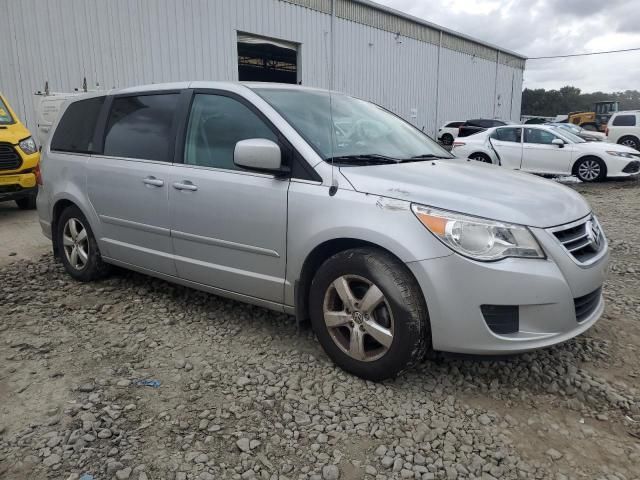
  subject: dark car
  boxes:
[457,119,508,137]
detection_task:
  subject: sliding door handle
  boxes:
[172,181,198,191]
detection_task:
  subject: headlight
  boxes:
[606,150,635,159]
[18,136,38,155]
[411,205,545,261]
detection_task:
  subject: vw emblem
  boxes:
[586,220,601,250]
[352,311,364,324]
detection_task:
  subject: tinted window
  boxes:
[446,122,463,128]
[524,128,558,145]
[104,94,179,161]
[184,94,277,170]
[51,97,105,153]
[491,120,507,127]
[491,127,522,143]
[613,114,637,127]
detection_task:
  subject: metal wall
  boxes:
[0,0,525,136]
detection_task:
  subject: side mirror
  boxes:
[552,138,565,148]
[234,139,286,174]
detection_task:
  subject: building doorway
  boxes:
[237,33,298,84]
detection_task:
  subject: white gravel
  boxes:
[1,180,639,480]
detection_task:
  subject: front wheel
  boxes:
[441,133,454,146]
[309,248,429,381]
[574,157,606,182]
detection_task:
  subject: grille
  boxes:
[481,305,519,334]
[574,287,602,322]
[0,142,22,171]
[550,216,605,264]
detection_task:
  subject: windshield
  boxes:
[555,123,581,134]
[0,97,15,125]
[550,126,586,143]
[254,88,453,163]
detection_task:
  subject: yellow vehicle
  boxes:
[568,100,619,132]
[0,92,40,209]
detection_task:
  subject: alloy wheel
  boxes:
[621,138,638,150]
[63,218,90,270]
[471,154,491,163]
[322,275,394,362]
[578,159,601,181]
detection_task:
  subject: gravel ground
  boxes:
[1,180,639,480]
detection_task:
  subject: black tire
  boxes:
[56,205,111,281]
[15,195,37,210]
[573,156,606,183]
[470,152,492,163]
[441,133,454,146]
[309,248,429,381]
[618,136,639,151]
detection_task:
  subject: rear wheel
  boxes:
[56,205,111,281]
[470,152,492,164]
[309,248,429,381]
[618,136,639,151]
[574,157,606,182]
[441,133,454,146]
[15,195,37,210]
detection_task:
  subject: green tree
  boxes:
[522,87,640,116]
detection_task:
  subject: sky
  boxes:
[375,0,640,93]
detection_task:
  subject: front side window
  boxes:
[255,88,452,163]
[612,114,637,127]
[51,97,105,153]
[491,127,522,143]
[184,94,278,170]
[104,93,179,162]
[524,128,559,145]
[0,97,15,125]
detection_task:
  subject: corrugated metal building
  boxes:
[1,0,526,137]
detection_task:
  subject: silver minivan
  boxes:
[37,82,609,380]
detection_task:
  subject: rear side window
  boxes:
[491,127,522,143]
[104,94,179,162]
[445,122,463,128]
[612,114,637,127]
[51,97,105,153]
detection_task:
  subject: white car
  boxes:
[437,121,464,145]
[606,110,640,151]
[452,124,640,182]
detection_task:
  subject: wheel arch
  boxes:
[294,238,423,325]
[50,196,97,259]
[618,134,639,148]
[572,155,607,178]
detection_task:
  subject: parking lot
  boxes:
[0,179,638,480]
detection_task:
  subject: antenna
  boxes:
[44,81,50,96]
[82,77,87,92]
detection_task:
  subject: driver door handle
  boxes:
[172,181,198,191]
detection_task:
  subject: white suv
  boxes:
[437,121,464,145]
[606,111,640,151]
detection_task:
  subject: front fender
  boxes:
[284,182,452,305]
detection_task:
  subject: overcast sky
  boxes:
[375,0,640,93]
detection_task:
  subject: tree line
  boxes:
[522,86,640,117]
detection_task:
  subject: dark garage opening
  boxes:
[237,34,298,84]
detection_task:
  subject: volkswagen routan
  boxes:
[37,83,609,380]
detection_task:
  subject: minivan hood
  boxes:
[340,159,591,228]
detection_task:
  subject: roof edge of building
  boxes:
[348,0,527,60]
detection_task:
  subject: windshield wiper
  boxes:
[327,154,401,165]
[400,154,454,162]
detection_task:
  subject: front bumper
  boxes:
[408,224,608,354]
[0,173,37,201]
